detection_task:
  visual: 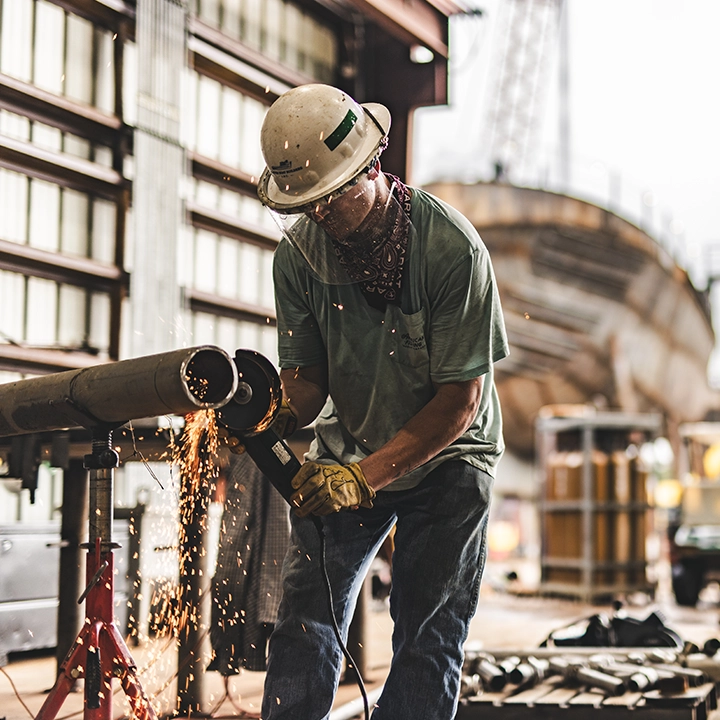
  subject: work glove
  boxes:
[290,461,376,517]
[218,399,297,454]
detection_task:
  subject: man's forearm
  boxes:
[279,365,328,429]
[359,376,483,491]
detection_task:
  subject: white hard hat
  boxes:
[257,84,391,213]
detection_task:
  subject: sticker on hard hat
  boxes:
[271,159,301,176]
[324,109,358,151]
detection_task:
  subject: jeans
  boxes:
[261,460,492,720]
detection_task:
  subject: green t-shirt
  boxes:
[274,188,509,490]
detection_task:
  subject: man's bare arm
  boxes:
[279,364,329,429]
[359,376,484,492]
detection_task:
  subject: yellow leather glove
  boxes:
[290,461,376,517]
[218,399,297,455]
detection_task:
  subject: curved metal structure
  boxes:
[424,182,720,455]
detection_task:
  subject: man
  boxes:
[257,83,508,719]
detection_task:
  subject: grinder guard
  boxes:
[217,349,301,504]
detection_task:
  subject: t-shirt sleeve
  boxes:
[428,248,509,384]
[273,246,327,369]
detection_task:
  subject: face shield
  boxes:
[268,172,410,285]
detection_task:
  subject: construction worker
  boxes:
[257,83,508,719]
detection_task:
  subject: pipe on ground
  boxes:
[329,686,385,720]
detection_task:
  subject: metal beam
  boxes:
[0,135,126,200]
[186,288,276,325]
[48,0,135,31]
[424,0,472,14]
[186,201,280,252]
[189,151,258,199]
[0,344,107,375]
[189,18,308,101]
[0,238,129,292]
[189,35,292,106]
[344,0,449,57]
[0,73,125,148]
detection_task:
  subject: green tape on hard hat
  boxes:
[324,109,358,151]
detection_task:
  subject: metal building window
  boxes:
[0,0,117,113]
[243,0,262,51]
[58,283,87,348]
[28,179,61,252]
[0,110,31,144]
[0,270,25,346]
[33,1,66,95]
[0,167,117,263]
[192,309,277,364]
[0,109,112,166]
[0,169,29,245]
[0,267,111,355]
[91,197,116,264]
[182,224,275,310]
[0,0,129,372]
[184,70,267,179]
[192,0,337,83]
[26,276,59,345]
[61,187,90,256]
[183,0,339,357]
[65,12,94,105]
[188,174,276,234]
[193,229,219,294]
[180,66,280,351]
[0,0,34,83]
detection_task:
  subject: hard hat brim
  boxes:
[258,102,391,213]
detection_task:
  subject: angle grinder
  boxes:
[216,349,301,504]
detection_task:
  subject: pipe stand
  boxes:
[35,428,157,720]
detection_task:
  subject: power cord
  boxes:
[0,666,34,718]
[313,516,370,720]
[217,414,371,718]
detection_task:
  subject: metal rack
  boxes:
[536,411,662,602]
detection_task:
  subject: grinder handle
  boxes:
[242,429,302,505]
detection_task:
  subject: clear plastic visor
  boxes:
[267,173,407,285]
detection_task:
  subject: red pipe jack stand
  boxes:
[36,428,157,720]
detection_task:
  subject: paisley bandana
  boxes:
[331,173,411,308]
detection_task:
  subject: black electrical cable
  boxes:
[227,412,371,719]
[312,516,370,720]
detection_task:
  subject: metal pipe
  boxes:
[471,647,679,660]
[575,667,626,696]
[476,658,507,692]
[0,345,238,437]
[328,685,384,720]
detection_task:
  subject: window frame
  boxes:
[0,0,130,371]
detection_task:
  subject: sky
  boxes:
[412,0,720,288]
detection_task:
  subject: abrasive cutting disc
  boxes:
[216,349,282,436]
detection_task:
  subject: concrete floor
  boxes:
[2,561,720,719]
